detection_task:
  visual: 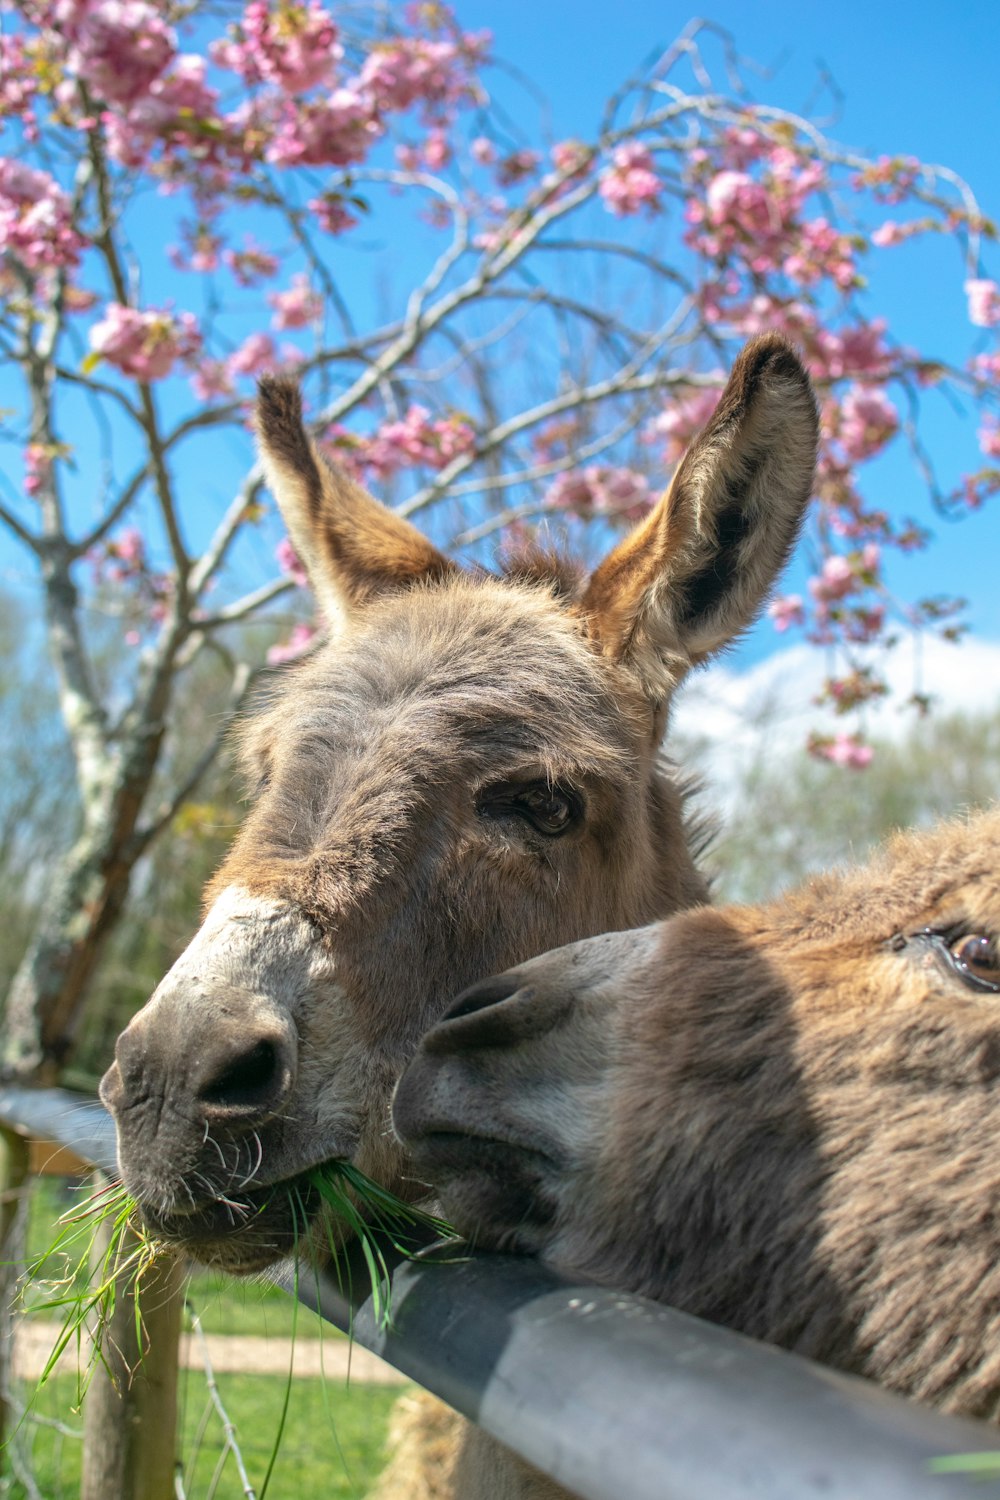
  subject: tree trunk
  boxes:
[0,1126,30,1455]
[81,1183,185,1500]
[1,827,137,1083]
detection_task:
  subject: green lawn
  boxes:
[7,1371,402,1498]
[5,1177,406,1497]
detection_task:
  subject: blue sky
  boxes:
[454,0,1000,666]
[2,1,998,674]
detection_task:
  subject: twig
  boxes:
[186,1304,258,1500]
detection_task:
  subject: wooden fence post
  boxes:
[81,1173,186,1500]
[0,1124,30,1455]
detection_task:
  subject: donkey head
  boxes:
[100,334,817,1271]
[394,808,1000,1414]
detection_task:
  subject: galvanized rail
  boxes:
[1,1085,994,1500]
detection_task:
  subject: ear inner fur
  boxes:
[255,374,456,617]
[579,333,818,699]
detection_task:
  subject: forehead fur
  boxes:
[239,570,651,785]
[752,806,1000,944]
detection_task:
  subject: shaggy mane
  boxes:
[497,541,586,602]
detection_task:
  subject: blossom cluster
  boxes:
[543,465,652,522]
[321,405,476,481]
[89,304,201,381]
[0,159,81,273]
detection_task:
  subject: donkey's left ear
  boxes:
[256,375,455,622]
[580,334,818,701]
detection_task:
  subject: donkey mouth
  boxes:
[135,1160,353,1274]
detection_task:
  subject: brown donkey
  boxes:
[396,807,1000,1430]
[100,332,816,1277]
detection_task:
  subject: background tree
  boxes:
[0,2,997,1082]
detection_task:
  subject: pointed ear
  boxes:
[580,334,818,700]
[255,375,455,620]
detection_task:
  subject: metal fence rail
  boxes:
[1,1085,994,1500]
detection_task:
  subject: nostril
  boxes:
[443,975,527,1022]
[197,1038,287,1116]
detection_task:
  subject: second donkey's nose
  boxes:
[422,970,573,1055]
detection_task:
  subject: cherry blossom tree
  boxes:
[0,1,997,1081]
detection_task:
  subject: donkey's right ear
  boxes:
[256,376,455,621]
[579,334,818,702]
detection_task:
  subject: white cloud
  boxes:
[672,634,1000,813]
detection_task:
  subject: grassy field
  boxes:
[4,1176,407,1498]
[10,1371,402,1498]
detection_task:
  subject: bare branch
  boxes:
[190,576,294,633]
[184,1302,258,1500]
[189,470,266,599]
[0,497,40,552]
[75,462,148,556]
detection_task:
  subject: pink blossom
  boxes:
[226,332,276,378]
[268,90,379,168]
[69,1,176,107]
[104,55,226,170]
[276,536,308,587]
[268,274,322,330]
[767,594,805,633]
[599,143,661,217]
[809,733,874,770]
[308,194,359,236]
[705,169,760,223]
[720,126,768,171]
[0,159,83,272]
[169,224,222,274]
[223,239,280,286]
[423,129,451,170]
[972,352,1000,385]
[24,444,52,498]
[470,136,496,166]
[649,385,723,467]
[212,1,341,93]
[809,555,855,603]
[89,303,201,381]
[838,384,899,461]
[965,278,1000,328]
[871,221,910,247]
[190,360,235,402]
[267,622,319,666]
[551,139,590,176]
[842,602,886,644]
[979,418,1000,460]
[365,405,475,477]
[544,465,652,522]
[358,38,469,112]
[496,149,541,187]
[115,527,145,565]
[0,34,40,129]
[783,217,856,289]
[814,321,892,381]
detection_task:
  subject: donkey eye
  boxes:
[516,786,576,834]
[906,926,1000,995]
[477,780,582,837]
[947,933,1000,991]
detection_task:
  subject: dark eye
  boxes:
[478,780,582,837]
[902,926,1000,995]
[516,786,575,835]
[947,932,1000,991]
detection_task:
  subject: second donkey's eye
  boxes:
[948,932,1000,991]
